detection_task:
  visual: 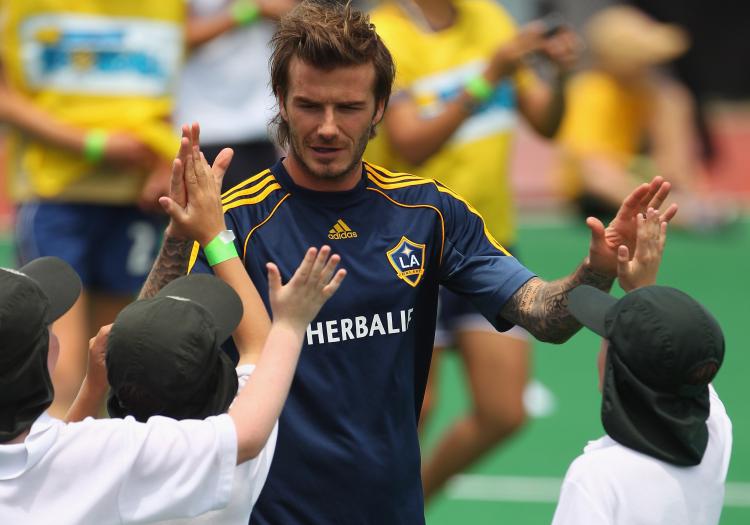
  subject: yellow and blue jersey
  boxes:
[0,0,184,203]
[367,0,537,246]
[190,160,535,525]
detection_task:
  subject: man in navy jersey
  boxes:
[142,2,678,524]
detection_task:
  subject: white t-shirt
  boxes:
[175,0,276,144]
[158,364,278,525]
[0,413,237,524]
[552,386,732,525]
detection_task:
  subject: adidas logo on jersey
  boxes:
[328,219,358,240]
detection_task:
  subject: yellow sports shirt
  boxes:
[367,0,535,245]
[556,71,651,199]
[0,0,185,203]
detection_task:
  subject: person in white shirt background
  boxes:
[176,0,297,193]
[552,208,732,525]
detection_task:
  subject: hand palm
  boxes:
[586,177,676,276]
[605,212,638,255]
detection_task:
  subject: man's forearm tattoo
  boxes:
[138,237,193,300]
[501,262,613,344]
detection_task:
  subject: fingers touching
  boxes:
[637,177,677,223]
[616,207,668,291]
[170,155,186,207]
[619,182,651,217]
[179,122,233,191]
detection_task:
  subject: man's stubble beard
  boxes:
[288,122,374,182]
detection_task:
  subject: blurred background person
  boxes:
[0,0,184,416]
[629,0,750,163]
[554,6,737,229]
[175,0,298,193]
[366,0,579,501]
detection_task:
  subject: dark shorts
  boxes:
[435,245,527,347]
[15,202,165,294]
[202,140,279,194]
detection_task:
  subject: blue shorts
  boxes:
[15,202,165,294]
[435,246,527,347]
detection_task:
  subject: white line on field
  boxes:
[445,474,750,507]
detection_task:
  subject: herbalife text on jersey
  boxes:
[306,309,414,345]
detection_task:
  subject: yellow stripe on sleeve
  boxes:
[221,174,277,205]
[364,161,417,179]
[364,164,422,184]
[187,177,287,273]
[220,169,272,200]
[222,183,283,213]
[366,173,434,190]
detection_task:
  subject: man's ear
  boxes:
[278,91,288,122]
[372,98,386,127]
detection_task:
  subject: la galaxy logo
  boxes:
[386,236,425,287]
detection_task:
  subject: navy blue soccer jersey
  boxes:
[189,160,535,525]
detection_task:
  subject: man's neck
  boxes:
[282,155,363,192]
[405,0,457,31]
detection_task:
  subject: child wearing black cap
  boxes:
[552,209,732,525]
[0,128,346,524]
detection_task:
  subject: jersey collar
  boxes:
[271,159,369,206]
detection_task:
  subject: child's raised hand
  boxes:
[267,246,346,331]
[617,207,668,291]
[162,123,234,242]
[159,135,227,247]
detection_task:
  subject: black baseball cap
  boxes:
[0,257,82,442]
[106,274,243,422]
[568,285,725,466]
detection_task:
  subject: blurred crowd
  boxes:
[0,0,746,519]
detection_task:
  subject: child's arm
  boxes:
[64,325,111,422]
[616,207,668,291]
[229,246,346,463]
[191,135,271,364]
[160,126,271,364]
[212,258,270,366]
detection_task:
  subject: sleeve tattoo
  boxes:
[138,237,193,300]
[500,263,614,343]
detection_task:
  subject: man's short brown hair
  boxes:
[270,1,395,147]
